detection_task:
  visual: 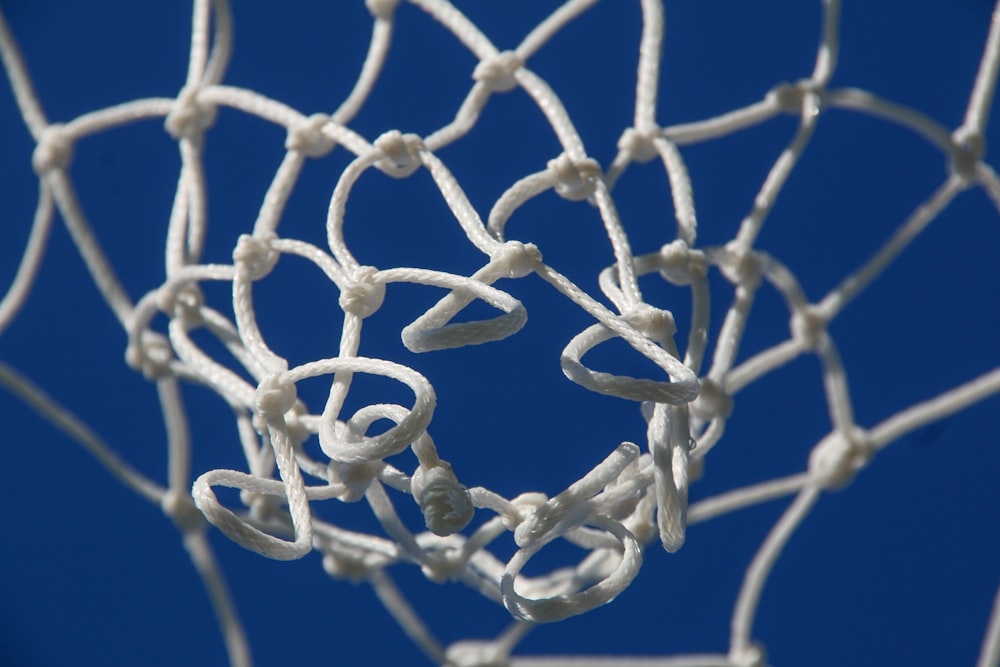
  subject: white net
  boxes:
[1,1,1000,665]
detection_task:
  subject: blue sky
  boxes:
[1,2,999,666]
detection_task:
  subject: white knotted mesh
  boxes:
[1,1,999,666]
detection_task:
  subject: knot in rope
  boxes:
[322,549,380,584]
[492,240,541,278]
[374,130,424,178]
[31,124,73,174]
[514,442,641,548]
[125,330,175,380]
[473,51,523,93]
[444,640,510,667]
[242,490,282,523]
[689,377,733,422]
[255,373,297,422]
[547,153,603,201]
[623,304,676,344]
[501,492,548,532]
[769,79,823,115]
[282,401,312,448]
[339,265,385,318]
[161,489,206,534]
[789,305,827,351]
[329,460,381,502]
[950,127,986,185]
[411,461,474,537]
[232,232,279,280]
[729,643,768,667]
[285,113,336,157]
[156,284,204,325]
[659,239,707,285]
[165,86,217,140]
[768,81,807,113]
[809,427,873,489]
[716,242,763,289]
[419,549,467,584]
[365,0,400,20]
[618,127,659,163]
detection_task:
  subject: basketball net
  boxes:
[2,1,1000,665]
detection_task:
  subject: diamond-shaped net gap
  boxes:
[1,1,999,666]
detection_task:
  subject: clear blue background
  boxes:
[1,1,999,666]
